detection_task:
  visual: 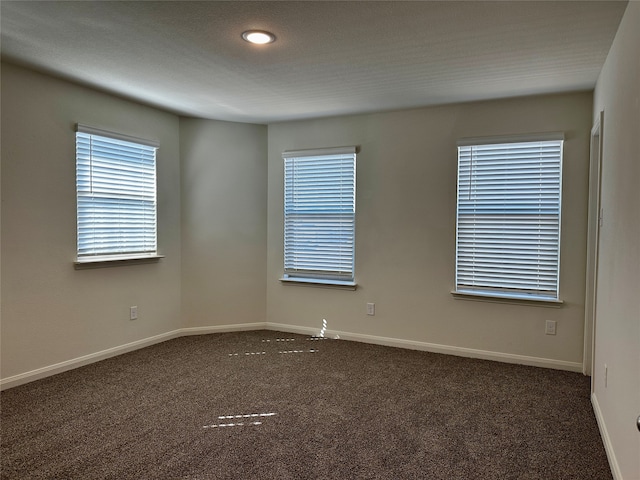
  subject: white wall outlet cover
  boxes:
[545,320,557,335]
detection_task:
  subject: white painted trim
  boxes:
[266,322,320,337]
[282,146,356,158]
[457,132,565,147]
[1,324,267,391]
[266,322,582,372]
[180,323,267,336]
[1,321,582,390]
[592,392,621,480]
[76,123,159,148]
[584,110,604,378]
[0,329,183,391]
[451,289,562,307]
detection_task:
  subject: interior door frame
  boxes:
[583,110,604,381]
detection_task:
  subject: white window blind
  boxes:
[76,125,158,260]
[283,147,356,283]
[455,137,563,300]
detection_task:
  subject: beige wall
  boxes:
[592,2,640,478]
[1,63,182,379]
[0,65,269,384]
[180,118,267,327]
[1,64,595,383]
[267,93,593,367]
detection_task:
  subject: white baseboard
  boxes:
[0,329,183,391]
[265,322,320,337]
[1,321,582,391]
[0,324,267,391]
[266,322,583,372]
[180,322,267,336]
[591,392,622,480]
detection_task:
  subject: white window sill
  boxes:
[280,277,357,290]
[74,254,164,269]
[451,289,563,308]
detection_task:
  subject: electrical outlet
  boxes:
[366,303,375,316]
[545,320,556,335]
[130,306,138,320]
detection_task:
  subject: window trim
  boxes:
[280,276,357,290]
[282,146,357,287]
[74,254,164,269]
[451,289,563,307]
[457,132,564,148]
[76,124,159,148]
[453,133,564,303]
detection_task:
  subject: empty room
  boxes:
[1,1,638,479]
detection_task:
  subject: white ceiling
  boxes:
[0,1,628,124]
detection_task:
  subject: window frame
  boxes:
[280,146,357,288]
[74,124,161,266]
[453,133,564,304]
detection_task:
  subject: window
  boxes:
[455,135,563,301]
[75,124,159,262]
[282,147,356,286]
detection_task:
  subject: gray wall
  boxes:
[180,118,267,328]
[267,93,593,368]
[592,2,640,478]
[1,66,596,377]
[1,63,182,379]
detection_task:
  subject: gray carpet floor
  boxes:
[1,330,612,479]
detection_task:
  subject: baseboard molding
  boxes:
[265,322,320,337]
[591,392,622,480]
[0,329,183,391]
[266,322,583,372]
[0,324,267,391]
[180,323,267,336]
[1,321,582,391]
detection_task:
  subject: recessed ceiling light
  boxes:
[242,30,276,45]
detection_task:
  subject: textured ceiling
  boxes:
[0,1,628,123]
